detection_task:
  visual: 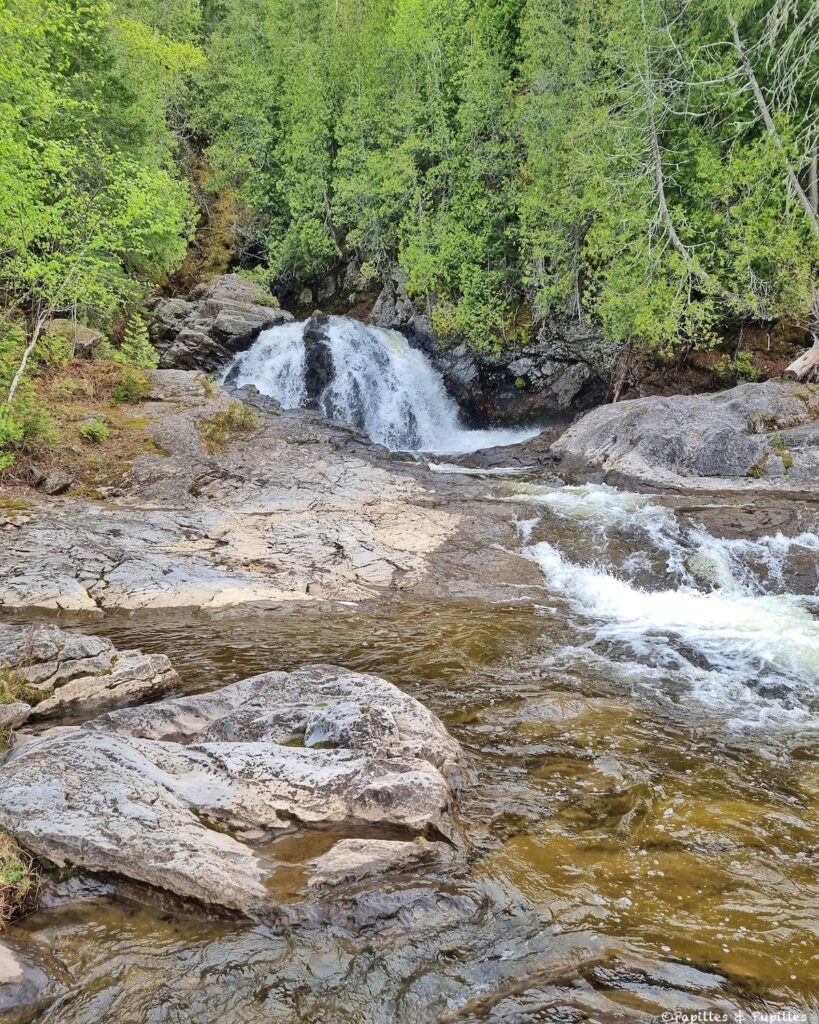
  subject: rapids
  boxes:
[226,316,539,453]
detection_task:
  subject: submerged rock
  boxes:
[307,838,452,888]
[0,666,465,915]
[0,938,68,1021]
[0,623,178,721]
[552,381,819,492]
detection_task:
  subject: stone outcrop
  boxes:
[0,666,465,915]
[44,318,103,359]
[0,370,544,613]
[152,274,294,372]
[302,312,336,406]
[551,380,819,492]
[370,270,620,426]
[0,623,178,722]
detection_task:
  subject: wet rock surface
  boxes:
[551,380,819,493]
[307,837,453,888]
[0,623,177,721]
[0,666,464,915]
[152,274,294,372]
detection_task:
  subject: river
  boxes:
[4,320,819,1021]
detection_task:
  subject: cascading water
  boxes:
[225,316,539,453]
[502,481,819,728]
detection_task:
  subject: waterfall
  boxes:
[225,316,539,454]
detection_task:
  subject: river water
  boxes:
[9,474,819,1021]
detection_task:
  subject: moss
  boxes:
[0,832,39,928]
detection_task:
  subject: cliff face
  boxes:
[369,270,621,428]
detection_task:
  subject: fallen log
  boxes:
[785,335,819,381]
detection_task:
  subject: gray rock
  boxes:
[0,666,465,914]
[552,381,819,492]
[0,623,178,720]
[41,469,75,496]
[44,318,103,359]
[308,838,452,888]
[0,703,31,730]
[0,370,543,612]
[153,275,294,373]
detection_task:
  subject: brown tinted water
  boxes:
[5,483,819,1021]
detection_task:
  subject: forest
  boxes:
[1,0,818,466]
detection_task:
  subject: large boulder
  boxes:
[44,318,103,360]
[551,380,819,491]
[0,623,178,721]
[370,271,619,426]
[153,274,294,373]
[0,666,465,915]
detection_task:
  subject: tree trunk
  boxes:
[730,15,819,240]
[6,314,49,404]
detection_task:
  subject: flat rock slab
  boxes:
[0,623,178,720]
[0,666,464,916]
[551,381,819,493]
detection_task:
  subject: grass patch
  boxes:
[0,832,40,929]
[198,401,259,453]
[113,370,149,405]
[195,371,218,397]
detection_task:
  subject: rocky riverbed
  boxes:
[1,365,818,1021]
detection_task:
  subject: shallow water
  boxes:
[6,480,819,1021]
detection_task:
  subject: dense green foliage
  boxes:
[198,0,819,351]
[0,0,200,468]
[1,0,818,461]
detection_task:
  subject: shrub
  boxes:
[199,401,259,450]
[195,371,218,397]
[79,419,109,444]
[0,393,58,471]
[113,371,148,405]
[107,316,160,370]
[0,831,39,927]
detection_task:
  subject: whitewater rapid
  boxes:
[505,482,819,729]
[226,317,539,453]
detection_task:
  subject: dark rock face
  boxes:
[302,312,337,409]
[152,274,294,373]
[370,270,620,427]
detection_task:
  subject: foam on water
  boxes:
[227,316,539,454]
[511,482,819,724]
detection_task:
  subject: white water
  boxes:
[226,316,539,453]
[507,482,819,727]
